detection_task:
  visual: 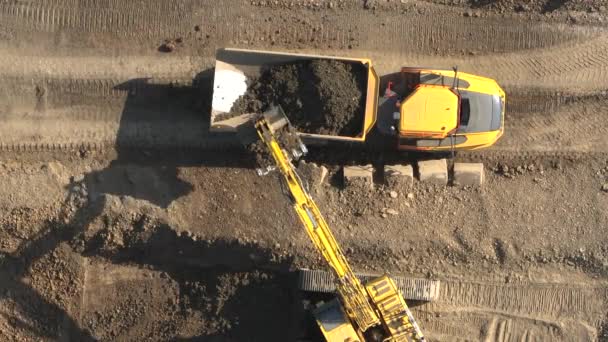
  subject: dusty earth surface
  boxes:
[0,0,608,341]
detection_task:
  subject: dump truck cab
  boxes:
[382,68,506,151]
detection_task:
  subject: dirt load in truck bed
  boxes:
[230,59,367,136]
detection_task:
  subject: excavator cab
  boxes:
[314,300,362,342]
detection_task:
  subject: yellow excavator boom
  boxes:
[254,117,380,331]
[251,109,426,341]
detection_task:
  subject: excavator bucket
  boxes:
[237,106,307,175]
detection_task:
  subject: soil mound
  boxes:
[231,60,367,136]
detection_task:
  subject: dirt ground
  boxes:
[0,0,608,341]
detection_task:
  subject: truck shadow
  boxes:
[110,69,256,170]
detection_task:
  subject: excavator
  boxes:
[238,107,427,342]
[219,47,503,340]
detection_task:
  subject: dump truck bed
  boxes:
[210,48,378,143]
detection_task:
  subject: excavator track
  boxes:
[297,269,440,302]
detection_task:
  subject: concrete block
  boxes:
[384,164,414,188]
[453,162,484,187]
[343,165,374,189]
[418,159,448,185]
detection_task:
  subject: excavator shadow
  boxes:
[80,217,298,341]
[1,173,302,340]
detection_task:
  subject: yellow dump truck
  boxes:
[210,48,506,152]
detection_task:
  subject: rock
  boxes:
[386,209,399,215]
[452,163,484,187]
[384,164,414,188]
[298,161,328,192]
[72,174,85,183]
[418,159,448,185]
[159,41,176,53]
[602,183,608,192]
[343,165,374,189]
[389,191,398,199]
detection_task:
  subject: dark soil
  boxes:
[231,60,367,136]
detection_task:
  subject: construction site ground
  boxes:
[1,0,608,341]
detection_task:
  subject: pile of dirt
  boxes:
[231,60,367,136]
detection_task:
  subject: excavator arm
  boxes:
[250,108,426,342]
[254,117,380,331]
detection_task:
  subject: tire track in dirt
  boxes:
[0,77,606,155]
[496,95,608,153]
[363,34,608,91]
[505,87,606,114]
[0,75,201,110]
[1,2,606,85]
[2,37,607,91]
[0,0,601,57]
[491,87,608,153]
[430,280,605,319]
[0,73,225,151]
[418,309,596,341]
[0,51,212,79]
[415,279,605,340]
[457,151,608,167]
[4,74,600,114]
[0,105,238,151]
[0,2,607,154]
[0,0,195,37]
[223,8,597,55]
[355,11,599,56]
